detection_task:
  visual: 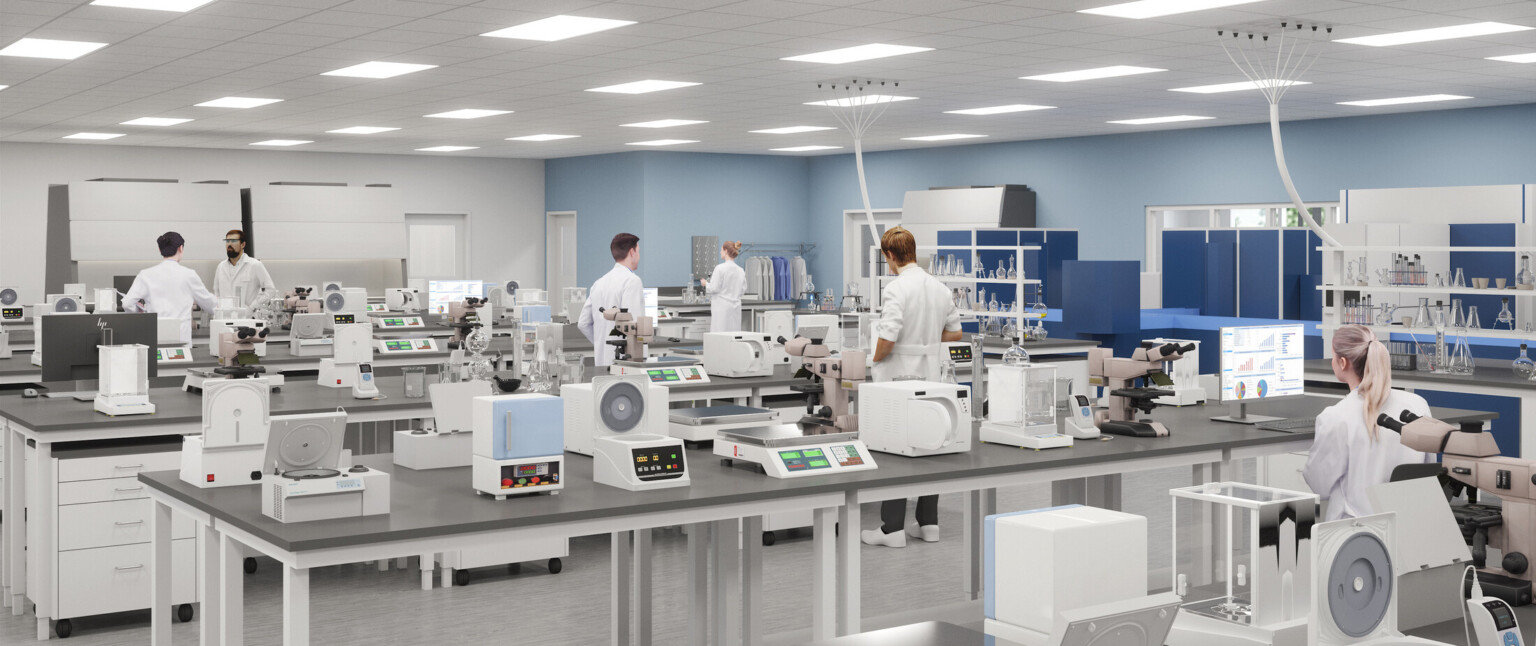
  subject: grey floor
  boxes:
[4,458,1374,646]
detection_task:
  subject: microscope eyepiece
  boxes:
[1376,413,1406,434]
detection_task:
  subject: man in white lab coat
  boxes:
[864,226,963,548]
[578,232,645,367]
[213,228,275,311]
[123,231,219,345]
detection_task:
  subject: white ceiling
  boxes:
[1,0,1533,159]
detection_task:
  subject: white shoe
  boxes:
[906,522,940,543]
[861,528,906,548]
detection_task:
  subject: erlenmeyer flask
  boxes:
[978,288,987,311]
[1452,268,1467,288]
[1466,305,1482,330]
[1414,297,1433,328]
[938,359,958,384]
[1451,299,1466,328]
[1451,331,1475,375]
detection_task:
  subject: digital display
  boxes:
[630,447,685,480]
[948,345,972,361]
[1,307,21,320]
[803,448,823,457]
[1219,325,1304,402]
[157,348,188,361]
[498,460,559,489]
[781,451,801,460]
[778,449,831,472]
[367,304,387,312]
[428,280,484,315]
[1487,602,1517,630]
[333,314,355,325]
[385,341,412,351]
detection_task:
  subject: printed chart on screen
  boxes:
[1219,324,1304,402]
[428,280,484,315]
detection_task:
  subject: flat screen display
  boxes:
[428,280,484,315]
[1218,324,1304,402]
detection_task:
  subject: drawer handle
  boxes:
[114,564,144,571]
[114,486,145,493]
[114,464,144,470]
[115,520,144,526]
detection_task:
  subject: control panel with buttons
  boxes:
[630,447,686,482]
[497,460,561,490]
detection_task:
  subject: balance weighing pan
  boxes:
[717,423,858,447]
[613,355,701,367]
[670,405,778,426]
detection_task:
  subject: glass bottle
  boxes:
[1513,344,1535,379]
[1520,255,1535,289]
[1494,298,1514,330]
[1002,341,1030,366]
[978,288,987,312]
[1008,256,1018,280]
[1433,305,1449,373]
[988,293,1000,312]
[1346,260,1356,286]
[997,259,1007,282]
[938,359,958,384]
[1433,273,1445,288]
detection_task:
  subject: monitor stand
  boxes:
[1210,402,1283,425]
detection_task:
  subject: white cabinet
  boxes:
[57,540,195,620]
[58,499,194,552]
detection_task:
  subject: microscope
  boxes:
[1086,341,1194,437]
[216,325,269,378]
[780,335,866,434]
[1377,410,1534,607]
[601,306,652,362]
[446,297,487,350]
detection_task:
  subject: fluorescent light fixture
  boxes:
[327,126,399,134]
[626,139,697,146]
[945,104,1056,115]
[0,38,109,60]
[1337,94,1471,107]
[587,79,700,94]
[196,96,281,108]
[481,15,635,41]
[782,43,933,64]
[1170,79,1310,93]
[901,134,986,142]
[90,0,216,11]
[506,134,580,141]
[0,86,8,91]
[1022,65,1165,82]
[322,61,436,79]
[416,146,478,152]
[64,132,124,140]
[1336,22,1532,47]
[424,109,511,119]
[1080,0,1263,19]
[771,145,842,152]
[1487,52,1536,63]
[1108,115,1214,125]
[621,119,707,128]
[121,117,192,126]
[250,139,311,146]
[750,126,836,134]
[804,95,917,107]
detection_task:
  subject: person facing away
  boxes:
[123,231,219,345]
[863,226,963,549]
[213,228,275,310]
[578,232,645,367]
[1303,324,1432,521]
[701,240,746,332]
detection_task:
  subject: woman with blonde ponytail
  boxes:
[1304,325,1434,521]
[702,240,746,332]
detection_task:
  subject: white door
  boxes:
[546,211,577,298]
[405,214,468,292]
[843,209,902,299]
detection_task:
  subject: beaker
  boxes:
[403,366,426,398]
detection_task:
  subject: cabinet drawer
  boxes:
[60,477,154,505]
[58,450,179,483]
[58,539,196,620]
[59,499,194,552]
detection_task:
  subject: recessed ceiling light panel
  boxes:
[507,134,580,141]
[804,95,917,107]
[771,145,843,152]
[0,38,109,60]
[197,96,282,108]
[416,146,478,152]
[121,117,192,126]
[1336,22,1532,47]
[327,126,399,134]
[1108,115,1214,125]
[782,44,933,64]
[751,126,836,134]
[90,0,215,11]
[902,134,987,141]
[64,132,124,140]
[1170,79,1309,93]
[482,15,635,41]
[587,80,700,94]
[1487,52,1536,63]
[1022,65,1165,82]
[1337,94,1471,107]
[250,139,311,146]
[424,109,511,119]
[1079,0,1264,19]
[944,104,1056,115]
[322,61,437,79]
[622,119,707,128]
[626,139,697,146]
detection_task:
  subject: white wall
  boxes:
[0,142,543,303]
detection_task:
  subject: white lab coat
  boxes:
[213,254,276,310]
[122,259,219,344]
[871,264,961,382]
[1303,388,1434,521]
[578,263,645,367]
[705,260,746,332]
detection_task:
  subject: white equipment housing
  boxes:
[472,394,565,498]
[702,332,786,378]
[0,286,22,320]
[208,318,269,357]
[982,363,1063,448]
[288,313,332,357]
[711,425,878,478]
[609,361,710,383]
[373,315,425,331]
[180,378,271,488]
[0,329,9,359]
[263,468,389,523]
[858,381,972,457]
[94,344,155,416]
[385,287,421,313]
[1148,337,1206,406]
[794,314,840,352]
[594,433,689,491]
[322,281,343,293]
[393,381,492,470]
[1307,513,1450,646]
[562,375,669,456]
[323,287,369,323]
[48,293,85,314]
[377,337,438,354]
[93,287,118,313]
[318,323,371,388]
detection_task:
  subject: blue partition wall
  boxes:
[1162,230,1207,310]
[1163,228,1321,321]
[1204,230,1237,317]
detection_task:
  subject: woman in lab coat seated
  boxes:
[1303,324,1433,522]
[862,226,964,548]
[701,240,746,333]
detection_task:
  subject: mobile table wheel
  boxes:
[548,557,563,574]
[244,557,258,574]
[177,603,194,622]
[762,531,777,546]
[454,569,471,586]
[55,619,73,638]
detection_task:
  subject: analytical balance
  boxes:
[180,377,271,488]
[373,315,426,330]
[982,363,1066,449]
[564,374,669,456]
[377,337,439,354]
[472,394,565,499]
[94,343,155,416]
[702,332,786,378]
[713,423,877,479]
[669,404,778,443]
[610,355,710,384]
[859,381,971,457]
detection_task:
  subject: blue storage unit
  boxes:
[1063,260,1139,334]
[1449,223,1515,328]
[1238,229,1280,319]
[1163,228,1320,322]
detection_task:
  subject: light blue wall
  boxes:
[805,103,1536,289]
[546,151,811,288]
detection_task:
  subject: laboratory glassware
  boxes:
[1495,298,1514,330]
[1513,344,1535,379]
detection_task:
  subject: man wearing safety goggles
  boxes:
[213,229,275,311]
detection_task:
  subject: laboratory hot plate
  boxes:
[713,423,877,478]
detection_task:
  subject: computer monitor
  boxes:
[644,288,659,320]
[1212,324,1304,424]
[40,312,158,383]
[427,280,484,315]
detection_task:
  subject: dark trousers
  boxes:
[880,495,939,534]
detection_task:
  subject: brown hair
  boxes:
[226,229,244,242]
[722,240,742,259]
[610,232,639,261]
[880,226,916,266]
[1332,325,1393,441]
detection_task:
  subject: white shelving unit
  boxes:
[1316,323,1530,341]
[868,244,1041,320]
[1317,285,1536,297]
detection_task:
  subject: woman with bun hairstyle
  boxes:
[702,240,747,332]
[1303,324,1433,521]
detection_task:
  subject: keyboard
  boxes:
[1256,417,1316,432]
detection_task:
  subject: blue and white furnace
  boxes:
[472,393,566,499]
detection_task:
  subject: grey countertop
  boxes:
[1304,357,1536,390]
[136,396,1495,553]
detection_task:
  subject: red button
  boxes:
[531,477,540,484]
[502,478,513,487]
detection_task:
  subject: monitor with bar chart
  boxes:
[1218,324,1305,404]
